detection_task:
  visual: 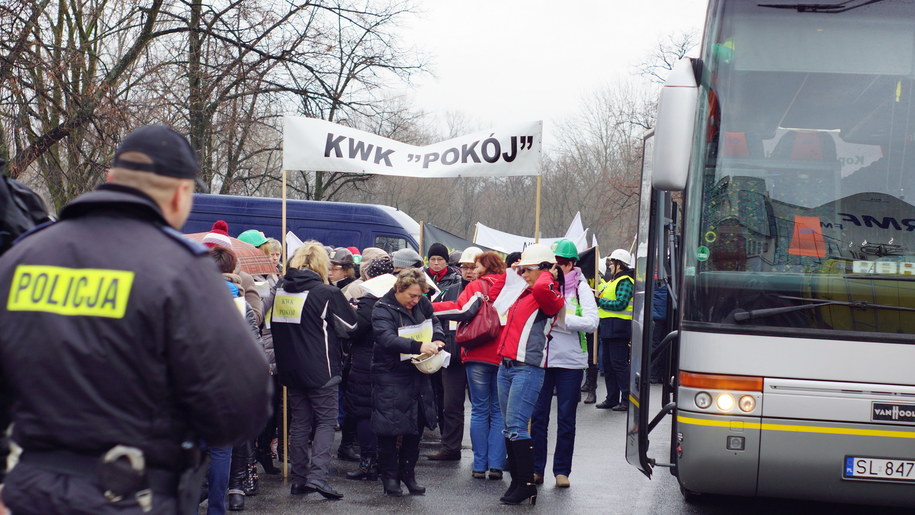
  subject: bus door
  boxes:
[626,131,680,478]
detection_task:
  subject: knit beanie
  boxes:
[209,220,229,236]
[359,247,388,280]
[365,256,394,278]
[427,242,449,261]
[392,248,423,269]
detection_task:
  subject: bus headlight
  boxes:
[694,391,712,409]
[716,393,735,411]
[738,395,756,413]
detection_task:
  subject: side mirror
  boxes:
[652,58,698,192]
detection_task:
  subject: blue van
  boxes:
[182,194,419,253]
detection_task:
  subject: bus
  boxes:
[627,0,915,507]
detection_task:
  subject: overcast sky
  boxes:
[395,0,709,147]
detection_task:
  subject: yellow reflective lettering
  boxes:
[7,265,134,318]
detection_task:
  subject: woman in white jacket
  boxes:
[530,239,599,488]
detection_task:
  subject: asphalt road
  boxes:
[208,384,914,514]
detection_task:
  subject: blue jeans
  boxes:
[206,445,232,515]
[466,362,506,472]
[532,368,583,477]
[497,360,545,441]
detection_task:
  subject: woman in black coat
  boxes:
[371,268,445,497]
[343,256,395,482]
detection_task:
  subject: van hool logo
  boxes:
[872,403,915,423]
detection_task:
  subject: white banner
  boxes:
[283,117,542,178]
[473,216,590,254]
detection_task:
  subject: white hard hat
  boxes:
[514,243,556,267]
[459,246,483,264]
[412,352,444,374]
[609,248,631,265]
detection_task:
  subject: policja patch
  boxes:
[7,264,134,318]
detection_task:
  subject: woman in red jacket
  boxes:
[433,251,507,480]
[497,244,564,505]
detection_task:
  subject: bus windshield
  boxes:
[682,0,915,337]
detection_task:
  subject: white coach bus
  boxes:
[627,0,915,507]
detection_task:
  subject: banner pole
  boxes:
[593,244,600,365]
[281,169,288,480]
[419,221,424,254]
[534,175,542,243]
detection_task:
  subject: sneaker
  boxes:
[611,403,629,412]
[487,468,503,480]
[555,474,571,488]
[472,470,486,479]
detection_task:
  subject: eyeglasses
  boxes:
[460,265,475,270]
[330,265,344,270]
[515,265,539,274]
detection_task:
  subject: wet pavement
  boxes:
[203,384,913,514]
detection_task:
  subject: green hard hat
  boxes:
[237,229,268,248]
[551,239,578,259]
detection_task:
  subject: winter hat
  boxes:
[392,248,423,269]
[427,243,450,261]
[209,220,229,236]
[237,229,268,248]
[448,251,462,266]
[359,247,388,280]
[365,256,394,278]
[203,220,232,248]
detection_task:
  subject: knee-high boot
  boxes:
[500,439,537,505]
[398,436,425,495]
[377,437,402,497]
[499,437,517,503]
[228,445,248,511]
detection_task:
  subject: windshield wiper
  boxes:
[758,0,885,13]
[733,294,915,322]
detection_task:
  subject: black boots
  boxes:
[399,439,425,495]
[500,439,537,505]
[346,453,378,481]
[228,443,249,511]
[256,448,280,475]
[583,365,598,404]
[377,439,403,497]
[499,437,518,502]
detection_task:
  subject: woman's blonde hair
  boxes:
[394,268,429,294]
[288,241,330,283]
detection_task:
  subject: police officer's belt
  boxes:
[20,449,180,494]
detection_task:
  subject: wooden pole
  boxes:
[281,169,288,480]
[593,243,600,365]
[534,175,542,243]
[419,221,424,255]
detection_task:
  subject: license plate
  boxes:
[844,456,915,483]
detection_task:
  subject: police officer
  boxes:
[0,125,271,514]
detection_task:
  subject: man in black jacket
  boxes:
[0,125,271,514]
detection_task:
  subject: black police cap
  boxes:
[113,124,200,179]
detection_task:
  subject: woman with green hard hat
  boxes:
[529,239,598,489]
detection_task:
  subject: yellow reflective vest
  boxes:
[597,275,634,320]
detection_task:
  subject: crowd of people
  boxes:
[0,124,640,514]
[193,218,638,510]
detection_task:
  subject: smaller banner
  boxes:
[422,223,498,258]
[283,117,542,178]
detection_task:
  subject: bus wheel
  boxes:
[679,483,702,504]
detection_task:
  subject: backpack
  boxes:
[0,159,51,255]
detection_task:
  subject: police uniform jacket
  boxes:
[0,184,271,471]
